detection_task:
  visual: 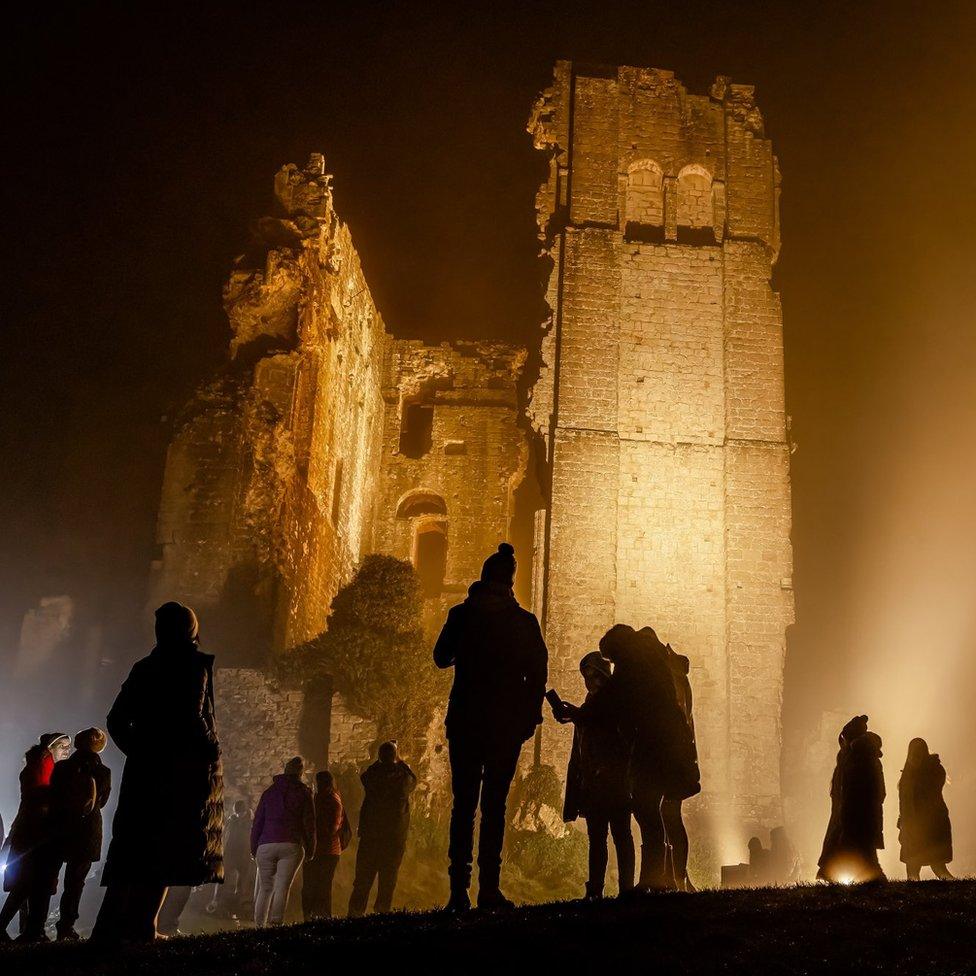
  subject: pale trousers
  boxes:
[254,842,304,927]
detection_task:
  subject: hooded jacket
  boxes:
[251,774,316,857]
[2,745,56,892]
[433,581,548,745]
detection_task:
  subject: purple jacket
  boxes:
[250,774,315,857]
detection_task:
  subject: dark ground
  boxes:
[4,882,976,976]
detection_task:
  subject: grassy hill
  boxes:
[4,881,975,976]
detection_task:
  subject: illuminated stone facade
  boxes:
[529,62,794,832]
[152,61,794,841]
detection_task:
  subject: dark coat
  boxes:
[898,755,952,865]
[664,646,697,762]
[102,641,224,886]
[2,746,55,892]
[817,717,869,873]
[49,750,112,863]
[837,737,885,856]
[610,634,700,799]
[358,760,417,849]
[251,775,316,856]
[224,812,252,867]
[563,687,631,821]
[313,789,345,858]
[434,582,548,746]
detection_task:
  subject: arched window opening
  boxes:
[676,164,714,242]
[415,522,448,598]
[624,160,664,242]
[396,491,447,520]
[399,402,434,458]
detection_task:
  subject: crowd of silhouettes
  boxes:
[0,545,962,945]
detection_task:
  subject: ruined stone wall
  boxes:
[373,340,527,625]
[529,62,794,838]
[152,156,527,807]
[215,666,376,808]
[150,155,389,662]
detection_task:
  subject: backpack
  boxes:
[338,809,352,851]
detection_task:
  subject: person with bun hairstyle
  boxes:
[434,542,548,912]
[48,727,112,940]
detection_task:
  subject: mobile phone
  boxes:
[544,689,563,710]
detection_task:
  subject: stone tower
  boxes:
[528,62,794,840]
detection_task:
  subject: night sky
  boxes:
[3,0,976,762]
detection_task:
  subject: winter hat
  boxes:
[155,601,200,645]
[579,651,611,680]
[75,727,107,754]
[39,732,70,752]
[480,542,516,585]
[284,756,304,777]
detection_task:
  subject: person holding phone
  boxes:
[552,652,634,899]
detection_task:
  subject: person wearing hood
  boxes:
[817,714,869,882]
[599,625,699,892]
[833,730,886,883]
[646,632,698,892]
[555,651,634,899]
[348,741,416,917]
[898,738,953,880]
[48,727,112,940]
[251,757,315,927]
[0,732,70,942]
[91,602,224,944]
[433,543,548,912]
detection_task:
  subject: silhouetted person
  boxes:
[303,771,347,920]
[434,543,548,911]
[252,756,315,927]
[747,837,772,886]
[48,728,111,941]
[768,826,800,885]
[212,799,253,917]
[348,741,416,917]
[92,602,224,944]
[832,730,886,883]
[600,625,698,892]
[0,732,70,943]
[817,714,868,882]
[898,738,953,881]
[556,652,634,899]
[648,633,698,892]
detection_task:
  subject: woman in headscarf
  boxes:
[898,738,953,880]
[816,714,868,882]
[0,731,70,942]
[91,602,224,943]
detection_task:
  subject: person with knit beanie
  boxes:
[434,543,548,912]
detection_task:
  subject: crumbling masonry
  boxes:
[151,61,793,847]
[529,63,794,834]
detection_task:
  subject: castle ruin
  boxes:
[151,60,793,853]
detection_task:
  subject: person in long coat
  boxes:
[91,602,223,944]
[0,732,70,942]
[834,731,886,883]
[556,651,634,898]
[898,738,953,880]
[599,625,698,892]
[816,714,868,882]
